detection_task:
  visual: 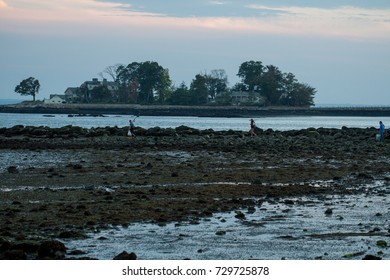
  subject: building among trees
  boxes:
[64,78,119,103]
[57,60,315,107]
[44,94,66,104]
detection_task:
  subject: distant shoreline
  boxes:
[2,103,390,117]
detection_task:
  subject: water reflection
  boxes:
[64,182,389,260]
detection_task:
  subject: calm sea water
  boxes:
[0,113,388,131]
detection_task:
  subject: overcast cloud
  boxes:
[0,0,389,105]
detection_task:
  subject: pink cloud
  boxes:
[1,1,389,41]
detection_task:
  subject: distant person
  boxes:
[128,119,135,137]
[249,118,257,136]
[379,121,385,142]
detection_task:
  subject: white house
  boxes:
[231,91,265,105]
[44,95,66,104]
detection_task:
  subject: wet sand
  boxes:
[1,125,389,259]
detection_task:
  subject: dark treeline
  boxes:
[92,60,316,107]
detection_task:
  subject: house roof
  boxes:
[49,94,66,99]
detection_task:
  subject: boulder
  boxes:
[113,251,137,260]
[0,250,27,260]
[37,240,66,259]
[362,255,382,260]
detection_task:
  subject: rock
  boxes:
[58,230,87,239]
[343,251,365,258]
[324,208,333,215]
[0,238,12,252]
[376,240,387,248]
[0,250,27,260]
[12,241,40,253]
[113,251,137,260]
[306,130,320,137]
[68,250,87,255]
[145,126,162,136]
[247,206,256,214]
[31,127,49,136]
[72,164,83,170]
[357,173,374,179]
[362,255,382,260]
[37,240,66,259]
[7,166,18,174]
[4,125,25,136]
[284,199,294,205]
[234,211,246,220]
[215,230,226,236]
[175,125,200,135]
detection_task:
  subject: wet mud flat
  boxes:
[66,183,390,260]
[0,125,390,259]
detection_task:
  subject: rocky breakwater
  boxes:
[0,124,389,259]
[0,123,387,150]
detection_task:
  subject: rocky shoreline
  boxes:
[1,125,390,259]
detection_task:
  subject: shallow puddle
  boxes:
[0,150,89,171]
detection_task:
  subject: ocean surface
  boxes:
[0,113,389,131]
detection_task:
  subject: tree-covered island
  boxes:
[16,60,316,107]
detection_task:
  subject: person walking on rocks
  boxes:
[128,119,135,137]
[379,121,385,142]
[249,118,257,136]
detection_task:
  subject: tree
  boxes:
[169,82,192,105]
[115,61,171,104]
[237,61,264,92]
[154,67,172,104]
[236,60,316,106]
[89,85,112,103]
[205,69,228,101]
[14,77,40,101]
[98,64,123,81]
[190,74,209,105]
[116,62,141,103]
[138,61,172,104]
[215,90,233,105]
[280,82,315,107]
[260,65,284,106]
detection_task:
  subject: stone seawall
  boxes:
[2,104,390,117]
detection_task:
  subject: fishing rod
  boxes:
[132,112,140,122]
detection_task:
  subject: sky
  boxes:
[0,0,389,106]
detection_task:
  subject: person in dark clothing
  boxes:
[250,119,257,136]
[128,119,135,137]
[379,121,385,142]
